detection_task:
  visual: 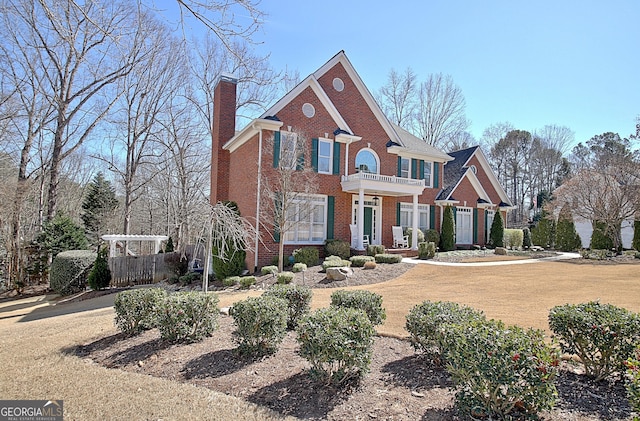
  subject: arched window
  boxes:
[355,149,379,174]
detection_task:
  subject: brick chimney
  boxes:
[210,73,237,205]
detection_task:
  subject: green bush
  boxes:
[239,276,256,289]
[424,229,440,246]
[633,220,640,252]
[156,292,219,342]
[366,244,385,256]
[222,276,239,287]
[297,306,375,386]
[443,319,559,420]
[178,272,200,286]
[37,214,88,259]
[114,288,167,335]
[625,345,640,413]
[590,221,615,251]
[549,301,640,381]
[322,257,351,271]
[503,228,524,249]
[406,227,424,246]
[293,247,320,267]
[418,242,436,259]
[230,296,288,356]
[163,252,189,277]
[374,253,402,264]
[440,205,455,251]
[292,262,307,273]
[261,265,278,275]
[87,246,111,290]
[324,239,351,260]
[331,290,386,326]
[556,203,582,251]
[277,271,294,284]
[405,300,485,361]
[489,210,504,248]
[349,255,375,267]
[50,250,97,295]
[263,284,313,330]
[522,227,532,248]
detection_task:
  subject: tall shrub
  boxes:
[489,210,504,248]
[531,211,553,248]
[87,246,111,290]
[440,205,455,252]
[590,221,614,250]
[50,250,96,295]
[556,203,582,251]
[522,227,532,248]
[212,201,246,279]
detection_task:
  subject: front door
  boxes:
[364,207,373,241]
[352,195,380,244]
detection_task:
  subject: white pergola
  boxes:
[101,235,169,257]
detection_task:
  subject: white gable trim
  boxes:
[223,118,283,152]
[468,148,512,206]
[444,168,493,204]
[261,75,352,134]
[314,51,401,145]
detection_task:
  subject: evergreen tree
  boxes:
[440,206,455,251]
[88,245,111,290]
[37,214,88,258]
[489,210,504,248]
[165,237,175,253]
[522,227,532,249]
[590,221,614,250]
[633,220,640,251]
[81,172,118,245]
[531,210,553,248]
[555,203,581,251]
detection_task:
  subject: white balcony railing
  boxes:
[341,172,425,187]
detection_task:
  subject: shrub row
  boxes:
[114,288,219,343]
[374,253,402,264]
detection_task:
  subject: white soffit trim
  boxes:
[260,75,352,135]
[314,51,401,145]
[387,145,451,162]
[223,118,284,152]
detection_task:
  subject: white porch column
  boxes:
[411,194,419,250]
[358,188,365,250]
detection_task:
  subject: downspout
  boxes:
[254,126,263,272]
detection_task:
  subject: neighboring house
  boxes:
[210,51,512,270]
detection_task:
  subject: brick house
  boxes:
[211,51,512,270]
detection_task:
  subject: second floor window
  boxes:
[318,138,332,174]
[355,149,378,174]
[280,131,298,170]
[400,157,410,178]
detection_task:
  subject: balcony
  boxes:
[340,172,426,197]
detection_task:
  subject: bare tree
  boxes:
[416,73,469,148]
[261,130,318,271]
[376,67,418,129]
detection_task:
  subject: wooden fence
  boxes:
[108,253,177,287]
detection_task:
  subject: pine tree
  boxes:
[88,246,111,290]
[82,172,118,245]
[590,221,614,250]
[489,211,504,248]
[440,206,455,251]
[165,237,175,253]
[555,203,581,251]
[37,214,88,258]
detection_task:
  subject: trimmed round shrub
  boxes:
[293,247,320,267]
[418,241,436,259]
[50,250,97,295]
[156,292,220,343]
[230,295,288,356]
[261,265,278,275]
[324,239,351,260]
[277,271,294,284]
[114,288,167,335]
[349,255,375,267]
[239,276,256,289]
[374,253,402,264]
[331,289,386,326]
[363,261,376,270]
[322,257,351,271]
[263,284,313,330]
[549,301,640,381]
[406,227,424,246]
[405,300,485,361]
[424,229,440,245]
[292,262,307,273]
[443,319,559,420]
[297,306,375,386]
[222,276,239,287]
[366,244,385,256]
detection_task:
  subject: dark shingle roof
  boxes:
[436,146,480,201]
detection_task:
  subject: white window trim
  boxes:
[423,161,433,188]
[283,194,328,245]
[400,157,410,179]
[399,203,430,231]
[355,148,380,175]
[318,137,333,175]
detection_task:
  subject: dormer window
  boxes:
[355,149,379,174]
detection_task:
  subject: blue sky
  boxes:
[245,0,638,146]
